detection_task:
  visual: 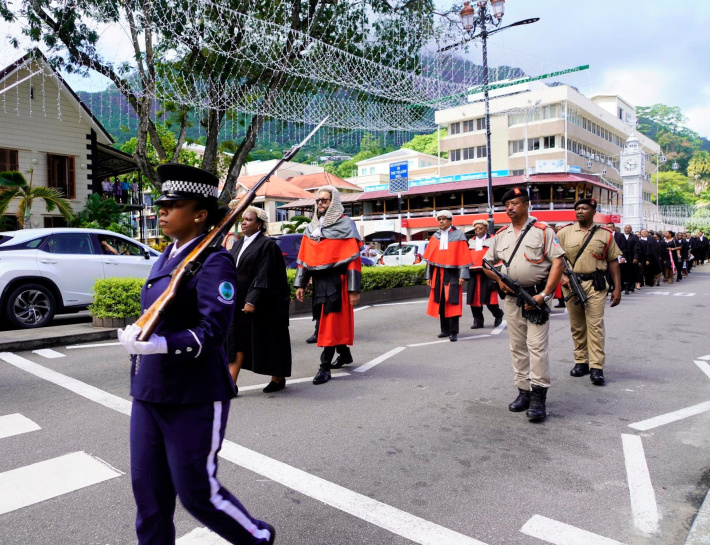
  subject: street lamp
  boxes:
[524,98,542,182]
[457,1,539,233]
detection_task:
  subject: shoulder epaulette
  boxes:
[532,222,548,230]
[495,225,507,235]
[599,226,614,233]
[557,223,574,231]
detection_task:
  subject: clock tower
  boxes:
[620,134,644,231]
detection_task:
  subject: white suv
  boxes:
[0,228,160,329]
[377,241,429,266]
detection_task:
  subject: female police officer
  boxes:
[118,164,275,544]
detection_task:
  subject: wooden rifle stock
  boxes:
[135,116,329,341]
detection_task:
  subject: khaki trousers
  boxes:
[562,280,607,369]
[503,296,551,390]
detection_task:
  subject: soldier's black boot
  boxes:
[508,389,531,412]
[526,385,547,422]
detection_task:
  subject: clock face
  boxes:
[623,157,639,173]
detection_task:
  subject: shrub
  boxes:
[89,278,145,318]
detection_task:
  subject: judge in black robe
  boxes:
[226,207,292,393]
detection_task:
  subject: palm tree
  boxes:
[0,169,75,228]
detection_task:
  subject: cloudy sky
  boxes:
[437,0,710,138]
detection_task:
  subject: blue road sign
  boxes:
[389,161,409,194]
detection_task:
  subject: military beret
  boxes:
[501,186,529,204]
[156,163,219,203]
[573,198,597,209]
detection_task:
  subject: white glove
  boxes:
[117,324,141,354]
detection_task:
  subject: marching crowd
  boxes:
[112,163,707,545]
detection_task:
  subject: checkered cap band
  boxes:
[162,180,218,198]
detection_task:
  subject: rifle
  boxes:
[561,255,588,306]
[135,116,329,341]
[482,258,550,325]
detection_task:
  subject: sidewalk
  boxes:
[0,322,116,352]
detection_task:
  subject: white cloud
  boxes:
[685,104,710,140]
[592,66,671,108]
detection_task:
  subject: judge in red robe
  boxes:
[467,219,504,329]
[295,186,362,385]
[423,210,472,342]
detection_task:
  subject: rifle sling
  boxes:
[569,225,599,269]
[503,220,536,269]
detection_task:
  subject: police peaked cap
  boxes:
[501,186,529,204]
[573,198,597,209]
[155,163,220,203]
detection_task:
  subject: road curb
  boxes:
[0,328,116,352]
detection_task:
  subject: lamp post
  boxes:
[524,98,542,182]
[458,0,538,233]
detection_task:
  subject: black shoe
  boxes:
[624,289,629,295]
[263,379,286,393]
[234,384,238,397]
[305,332,317,344]
[470,322,484,329]
[264,523,276,545]
[590,368,605,386]
[554,301,566,308]
[508,389,531,412]
[494,315,503,327]
[437,332,449,338]
[570,363,590,377]
[449,334,457,342]
[313,369,331,385]
[331,354,354,369]
[526,385,547,422]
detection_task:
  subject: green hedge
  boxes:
[285,264,426,299]
[91,266,427,318]
[89,278,145,318]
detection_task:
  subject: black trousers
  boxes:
[620,261,636,289]
[438,293,459,335]
[470,304,503,324]
[320,345,351,370]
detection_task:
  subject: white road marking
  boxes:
[686,486,710,545]
[2,353,487,545]
[694,361,710,381]
[644,291,669,296]
[520,515,625,545]
[407,339,451,347]
[621,434,660,535]
[353,305,371,312]
[373,300,427,306]
[0,413,41,440]
[218,441,488,545]
[238,372,349,392]
[674,292,695,297]
[353,347,406,373]
[628,401,710,431]
[177,527,229,544]
[289,316,314,321]
[66,342,121,349]
[0,451,123,515]
[459,334,491,342]
[32,349,65,359]
[0,352,132,415]
[491,321,507,334]
[698,354,710,361]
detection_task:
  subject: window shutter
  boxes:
[68,156,76,199]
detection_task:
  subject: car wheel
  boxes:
[5,283,56,329]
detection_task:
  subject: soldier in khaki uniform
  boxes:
[483,187,565,422]
[557,198,622,386]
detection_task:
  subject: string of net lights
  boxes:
[1,0,589,133]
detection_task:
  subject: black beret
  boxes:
[501,186,529,204]
[573,198,597,209]
[155,163,219,203]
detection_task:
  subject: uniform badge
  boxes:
[513,187,521,195]
[553,237,560,245]
[218,281,235,305]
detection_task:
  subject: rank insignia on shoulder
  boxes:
[218,281,235,304]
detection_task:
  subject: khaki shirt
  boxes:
[484,219,564,287]
[556,223,622,274]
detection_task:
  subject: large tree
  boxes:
[687,150,710,195]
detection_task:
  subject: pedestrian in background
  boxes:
[423,210,471,342]
[117,164,275,545]
[467,219,503,330]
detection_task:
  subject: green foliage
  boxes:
[284,265,426,300]
[89,278,145,318]
[0,169,74,227]
[688,150,710,195]
[72,193,124,227]
[401,128,448,158]
[336,133,394,178]
[120,125,199,168]
[281,215,311,234]
[656,172,695,206]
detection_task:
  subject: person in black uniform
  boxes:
[226,206,292,394]
[118,164,275,545]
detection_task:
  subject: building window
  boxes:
[476,145,487,158]
[511,169,524,176]
[0,148,19,171]
[450,122,461,135]
[47,154,76,199]
[528,138,540,151]
[543,136,556,149]
[43,216,68,228]
[450,149,461,162]
[361,168,366,176]
[369,167,375,174]
[462,120,474,132]
[476,118,486,131]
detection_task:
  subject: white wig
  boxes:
[244,205,269,232]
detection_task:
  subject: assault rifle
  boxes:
[482,258,550,325]
[135,117,329,341]
[561,255,587,306]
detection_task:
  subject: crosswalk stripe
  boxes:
[32,349,65,359]
[521,515,625,545]
[176,527,229,544]
[0,413,41,440]
[0,451,123,515]
[238,372,349,392]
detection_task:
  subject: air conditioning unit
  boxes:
[586,161,592,168]
[602,169,607,175]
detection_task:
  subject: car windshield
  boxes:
[384,245,415,256]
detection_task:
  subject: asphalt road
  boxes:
[1,268,709,545]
